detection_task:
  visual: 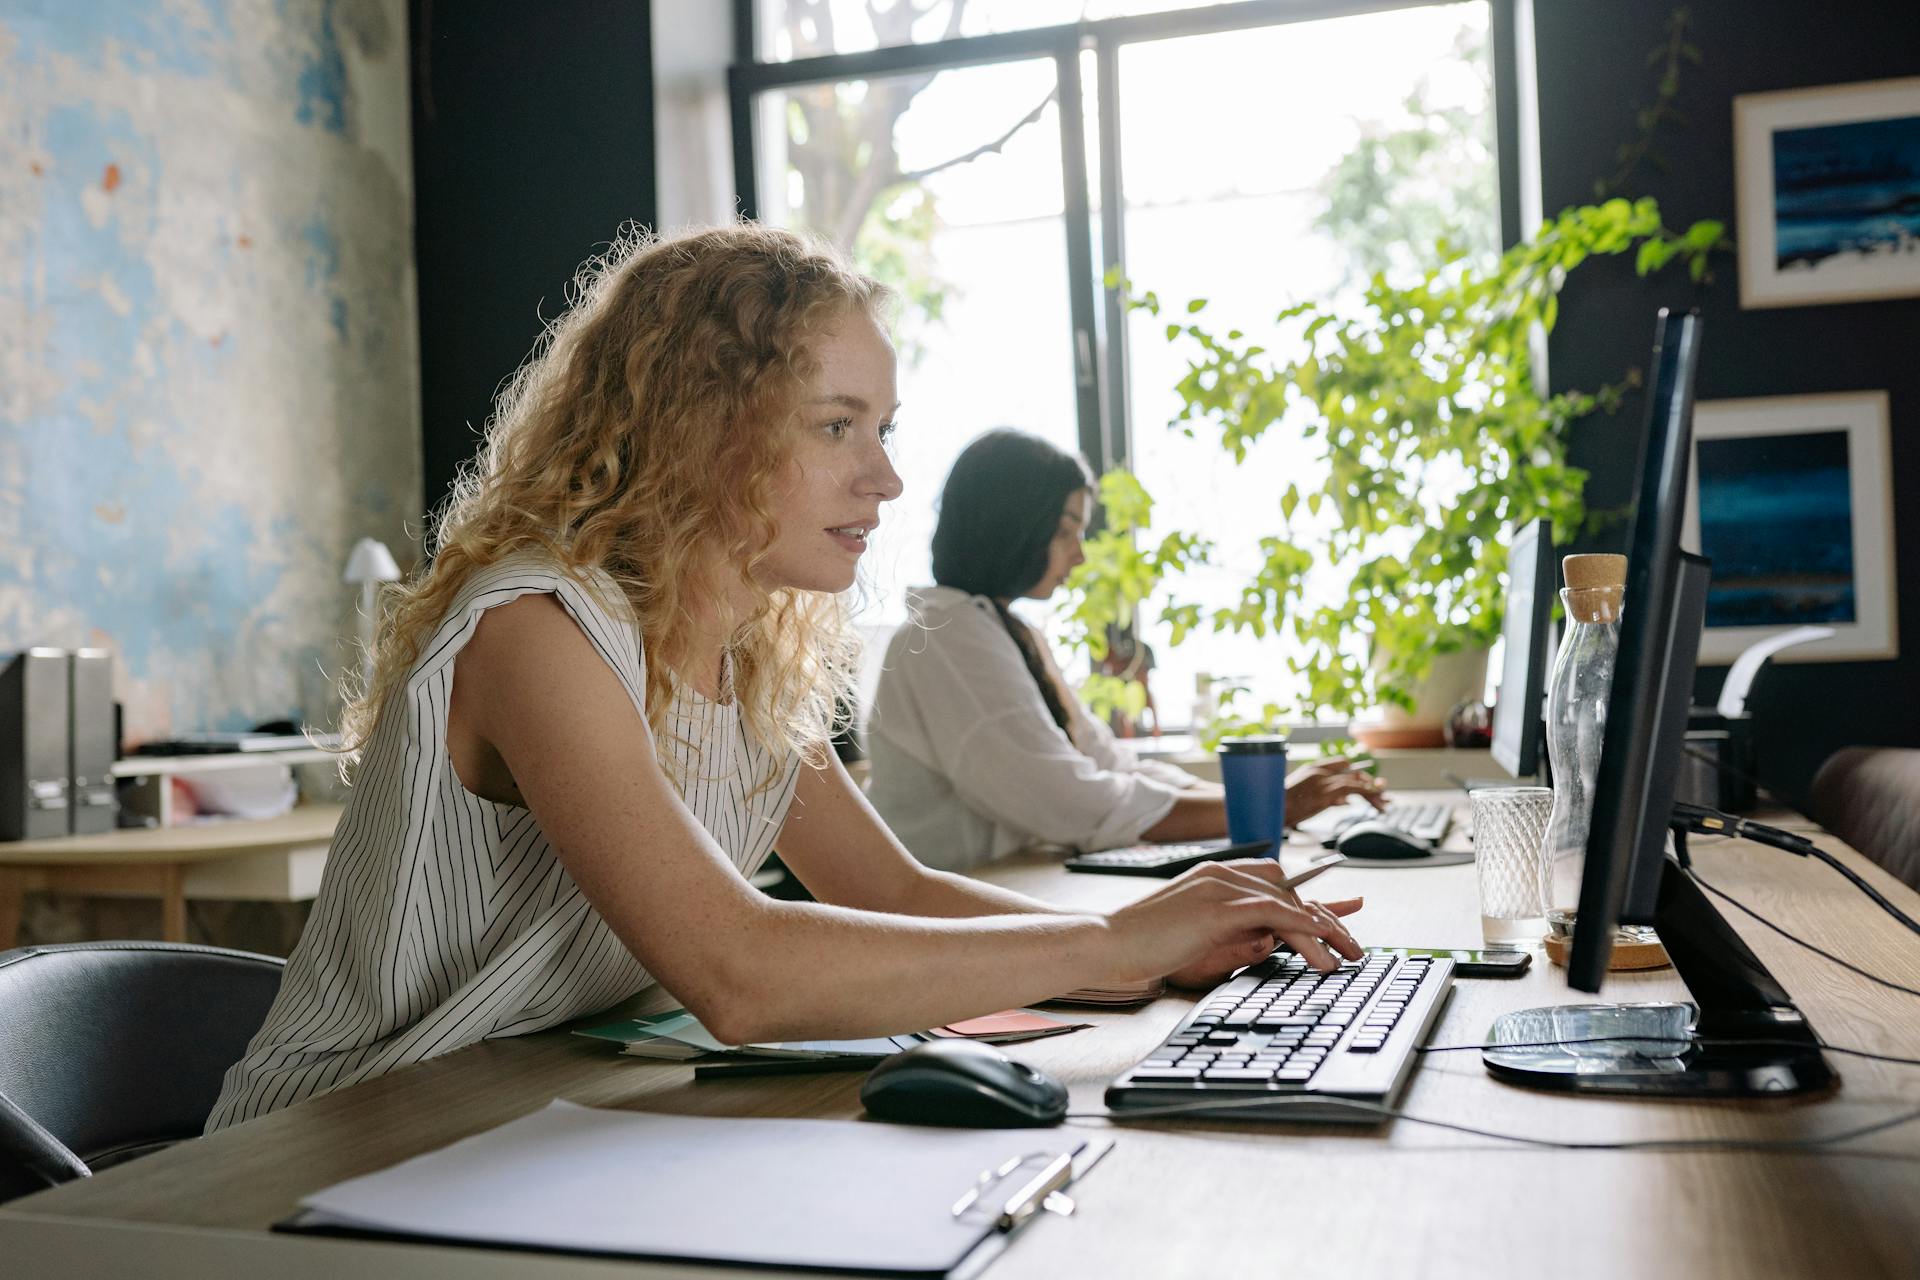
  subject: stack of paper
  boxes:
[574,1007,1088,1061]
[1047,976,1167,1008]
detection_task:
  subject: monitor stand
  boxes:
[1480,829,1837,1097]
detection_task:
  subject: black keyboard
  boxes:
[1325,800,1452,846]
[1106,948,1454,1123]
[1064,838,1272,877]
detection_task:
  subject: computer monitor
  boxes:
[1490,518,1554,779]
[1481,310,1835,1098]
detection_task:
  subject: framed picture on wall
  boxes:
[1734,77,1920,309]
[1682,392,1897,664]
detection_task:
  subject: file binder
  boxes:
[279,1099,1109,1277]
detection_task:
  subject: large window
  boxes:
[749,56,1084,619]
[733,0,1503,727]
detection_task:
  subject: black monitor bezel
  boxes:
[1569,309,1702,992]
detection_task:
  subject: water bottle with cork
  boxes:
[1542,553,1626,913]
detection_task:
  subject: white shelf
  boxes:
[111,748,339,778]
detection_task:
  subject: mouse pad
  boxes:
[1338,849,1474,869]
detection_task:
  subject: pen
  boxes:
[692,1056,881,1080]
[1282,852,1345,890]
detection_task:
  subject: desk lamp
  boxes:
[343,538,403,684]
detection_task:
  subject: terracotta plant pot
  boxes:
[1350,646,1490,750]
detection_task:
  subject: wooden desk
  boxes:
[4,809,1919,1277]
[0,804,342,947]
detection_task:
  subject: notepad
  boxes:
[283,1099,1110,1276]
[574,1007,1089,1060]
[573,1008,919,1061]
[931,1009,1092,1042]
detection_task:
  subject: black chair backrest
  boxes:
[0,941,284,1203]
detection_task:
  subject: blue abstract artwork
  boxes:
[1697,431,1856,629]
[0,0,420,739]
[1772,114,1920,271]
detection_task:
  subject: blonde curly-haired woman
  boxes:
[208,224,1363,1130]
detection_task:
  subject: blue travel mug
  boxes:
[1218,735,1289,854]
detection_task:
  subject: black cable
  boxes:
[1672,803,1819,855]
[1675,803,1920,938]
[1686,867,1920,999]
[1065,1097,1920,1152]
[1420,1034,1690,1054]
[1805,845,1920,936]
[1418,1033,1920,1069]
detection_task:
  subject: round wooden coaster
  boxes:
[1544,931,1671,971]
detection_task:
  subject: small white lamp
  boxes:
[343,537,403,684]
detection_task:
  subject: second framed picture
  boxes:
[1682,392,1898,664]
[1735,76,1920,309]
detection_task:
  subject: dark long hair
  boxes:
[931,429,1095,737]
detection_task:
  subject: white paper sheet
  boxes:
[298,1100,1106,1274]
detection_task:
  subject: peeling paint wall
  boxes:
[0,0,420,740]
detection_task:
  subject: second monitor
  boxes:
[1490,517,1555,780]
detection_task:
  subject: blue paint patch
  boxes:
[35,103,165,410]
[5,0,232,78]
[293,0,348,133]
[299,213,340,286]
[330,296,350,341]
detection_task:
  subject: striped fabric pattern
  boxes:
[206,557,799,1131]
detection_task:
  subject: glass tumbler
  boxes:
[1471,785,1555,947]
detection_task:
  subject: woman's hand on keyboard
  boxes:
[1285,755,1388,825]
[1106,859,1364,987]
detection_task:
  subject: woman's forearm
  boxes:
[891,865,1068,918]
[1140,788,1229,842]
[702,899,1115,1044]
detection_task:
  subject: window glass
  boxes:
[1111,3,1496,725]
[753,58,1082,628]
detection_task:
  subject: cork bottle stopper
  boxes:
[1562,554,1626,590]
[1561,554,1625,624]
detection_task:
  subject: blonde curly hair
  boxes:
[344,222,891,784]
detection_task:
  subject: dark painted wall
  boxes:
[409,0,656,520]
[1533,0,1920,808]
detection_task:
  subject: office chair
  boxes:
[1811,747,1920,892]
[0,940,284,1204]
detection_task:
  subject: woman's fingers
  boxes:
[1277,929,1339,971]
[1161,860,1367,972]
[1304,903,1363,959]
[1225,896,1353,970]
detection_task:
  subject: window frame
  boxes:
[729,0,1522,480]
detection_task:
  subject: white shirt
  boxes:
[865,585,1194,872]
[207,556,799,1130]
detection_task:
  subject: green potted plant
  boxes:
[1066,197,1729,744]
[1060,8,1725,746]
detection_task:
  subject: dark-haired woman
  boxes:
[867,429,1384,872]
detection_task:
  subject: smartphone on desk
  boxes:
[1373,946,1532,978]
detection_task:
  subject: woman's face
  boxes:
[757,312,903,595]
[1026,488,1092,600]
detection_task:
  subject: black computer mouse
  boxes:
[860,1040,1069,1128]
[1334,820,1436,860]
